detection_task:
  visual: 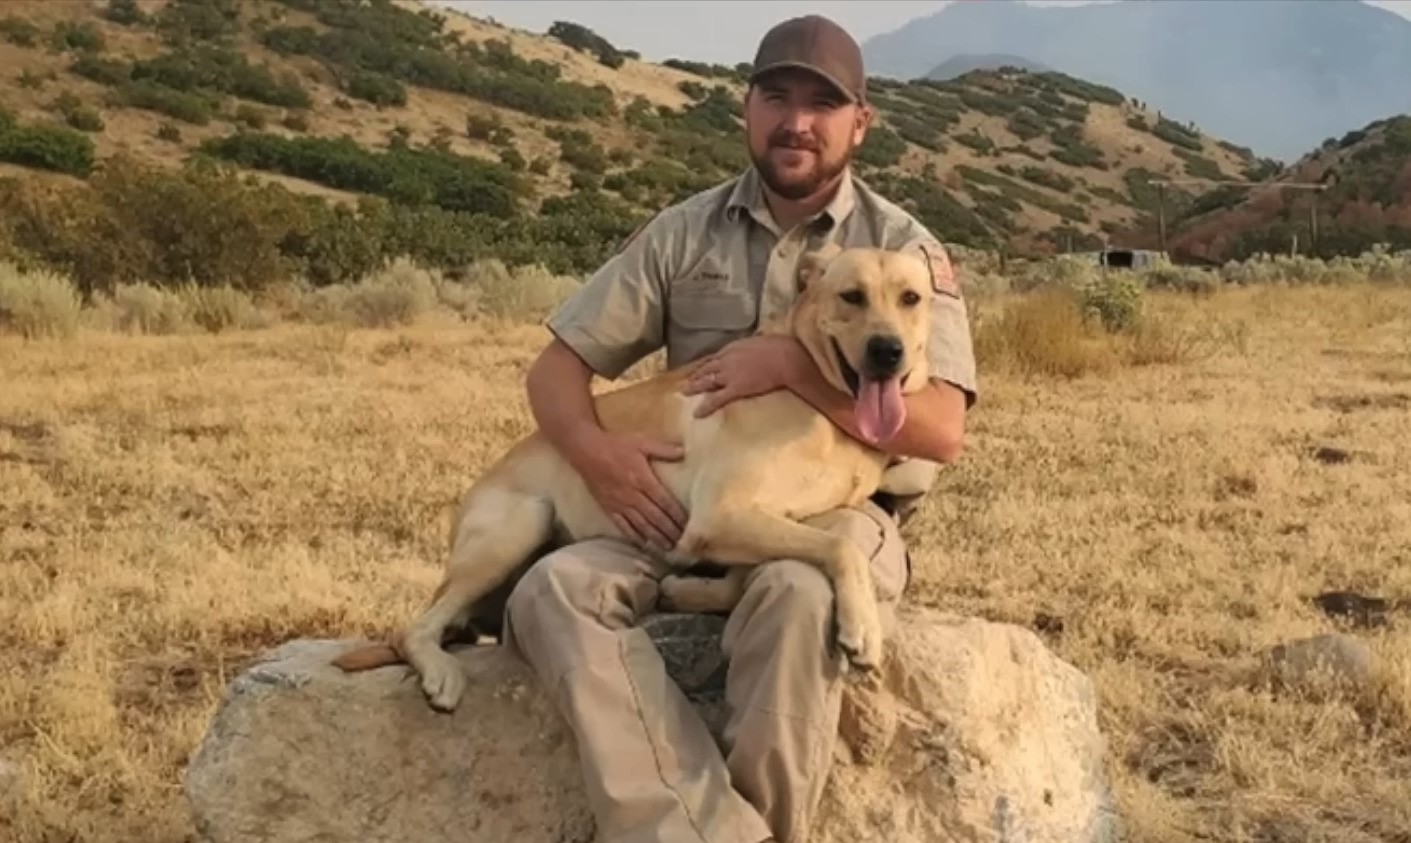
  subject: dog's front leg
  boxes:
[675,508,883,669]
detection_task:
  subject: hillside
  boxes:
[862,0,1411,164]
[1164,115,1411,263]
[927,53,1051,81]
[0,0,1264,291]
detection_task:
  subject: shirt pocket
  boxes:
[665,288,757,367]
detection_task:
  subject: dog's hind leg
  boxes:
[400,489,554,712]
[660,568,749,615]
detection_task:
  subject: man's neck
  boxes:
[760,169,848,233]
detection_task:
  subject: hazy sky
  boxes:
[435,0,1411,66]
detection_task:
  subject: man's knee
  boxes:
[727,560,835,657]
[746,560,834,617]
[803,503,909,605]
[505,540,658,634]
[506,548,588,618]
[800,505,887,560]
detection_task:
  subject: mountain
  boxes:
[1163,114,1411,263]
[0,0,1267,287]
[927,53,1050,81]
[862,0,1411,163]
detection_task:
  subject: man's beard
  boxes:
[750,130,854,200]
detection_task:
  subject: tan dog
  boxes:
[333,245,936,712]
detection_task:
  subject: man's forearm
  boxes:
[786,361,966,464]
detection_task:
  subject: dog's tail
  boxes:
[331,641,404,672]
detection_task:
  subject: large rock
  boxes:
[184,606,1120,843]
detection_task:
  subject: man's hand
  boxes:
[681,335,807,417]
[568,429,689,551]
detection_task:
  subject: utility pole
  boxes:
[1150,178,1329,257]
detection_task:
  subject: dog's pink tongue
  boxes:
[856,377,906,444]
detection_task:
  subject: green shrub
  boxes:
[1006,108,1047,140]
[155,0,242,45]
[0,17,39,47]
[103,0,149,27]
[70,54,133,86]
[258,5,614,122]
[856,124,906,168]
[0,117,96,176]
[114,80,218,125]
[52,92,105,133]
[49,21,106,54]
[282,111,309,132]
[548,126,607,174]
[547,20,626,69]
[197,132,528,217]
[345,70,406,107]
[1153,116,1203,152]
[1175,148,1222,180]
[1072,266,1145,332]
[128,45,312,109]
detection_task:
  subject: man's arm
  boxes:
[521,209,692,547]
[526,337,604,468]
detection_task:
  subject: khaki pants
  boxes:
[502,501,911,843]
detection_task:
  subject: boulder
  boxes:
[184,606,1120,843]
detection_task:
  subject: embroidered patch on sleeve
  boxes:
[919,242,960,299]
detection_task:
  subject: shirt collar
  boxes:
[725,165,857,234]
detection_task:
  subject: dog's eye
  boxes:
[839,290,865,306]
[900,290,921,307]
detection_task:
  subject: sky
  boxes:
[435,0,1411,66]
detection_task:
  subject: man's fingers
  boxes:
[643,477,689,531]
[638,437,685,462]
[636,498,682,547]
[610,512,641,544]
[625,506,673,550]
[693,389,729,418]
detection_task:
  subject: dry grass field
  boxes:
[2,261,1411,842]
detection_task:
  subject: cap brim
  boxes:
[749,61,858,103]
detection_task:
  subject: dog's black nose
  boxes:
[864,334,904,376]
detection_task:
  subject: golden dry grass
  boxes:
[2,281,1411,842]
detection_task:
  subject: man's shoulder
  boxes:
[848,174,961,300]
[626,175,742,248]
[849,174,937,247]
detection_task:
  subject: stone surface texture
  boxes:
[184,606,1120,843]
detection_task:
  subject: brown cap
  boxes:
[750,15,865,104]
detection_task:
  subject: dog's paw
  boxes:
[835,591,883,673]
[418,652,467,713]
[658,574,688,611]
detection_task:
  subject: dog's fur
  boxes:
[332,245,937,712]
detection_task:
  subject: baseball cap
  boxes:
[750,15,866,104]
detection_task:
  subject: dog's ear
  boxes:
[796,243,842,293]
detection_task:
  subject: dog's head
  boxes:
[786,244,934,445]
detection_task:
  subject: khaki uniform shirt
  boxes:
[545,166,979,509]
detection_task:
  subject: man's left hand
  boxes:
[681,335,806,418]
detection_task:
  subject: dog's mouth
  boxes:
[831,339,908,446]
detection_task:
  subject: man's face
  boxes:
[744,68,871,201]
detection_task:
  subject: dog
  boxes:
[331,244,937,713]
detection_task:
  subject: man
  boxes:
[503,14,978,843]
